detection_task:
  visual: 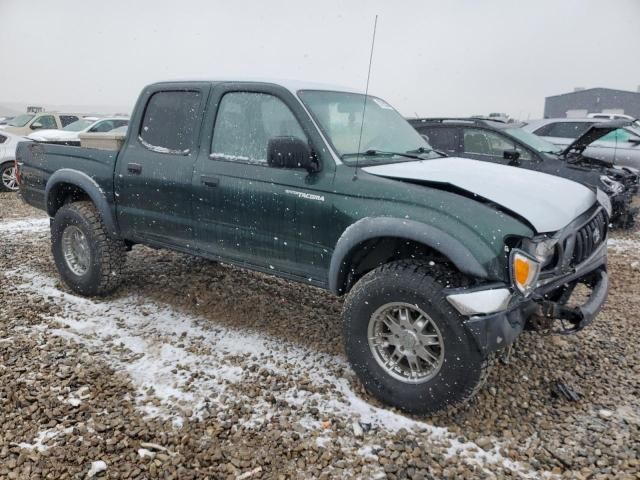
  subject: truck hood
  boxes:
[363,157,596,233]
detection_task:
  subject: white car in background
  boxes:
[28,117,129,145]
[0,131,31,192]
[522,118,640,169]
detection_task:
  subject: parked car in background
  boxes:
[28,117,130,145]
[587,112,638,124]
[0,116,14,125]
[522,118,640,169]
[0,112,80,136]
[17,79,611,414]
[0,131,31,192]
[409,117,638,228]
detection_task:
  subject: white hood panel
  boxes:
[363,157,596,233]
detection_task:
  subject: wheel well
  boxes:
[338,237,468,294]
[47,182,92,217]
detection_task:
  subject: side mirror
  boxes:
[628,136,640,145]
[503,149,520,164]
[31,122,44,130]
[267,136,318,173]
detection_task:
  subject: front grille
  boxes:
[571,209,607,266]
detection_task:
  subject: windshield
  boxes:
[505,127,563,154]
[63,119,95,131]
[8,114,34,127]
[298,90,439,165]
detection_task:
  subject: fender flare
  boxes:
[45,168,119,237]
[328,216,489,294]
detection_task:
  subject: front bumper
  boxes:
[449,239,608,355]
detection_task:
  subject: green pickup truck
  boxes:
[16,80,610,414]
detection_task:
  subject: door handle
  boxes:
[127,163,142,174]
[200,175,219,187]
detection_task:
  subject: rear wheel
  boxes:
[0,162,18,192]
[343,260,491,414]
[51,201,126,296]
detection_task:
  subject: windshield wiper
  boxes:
[406,146,447,157]
[342,149,423,160]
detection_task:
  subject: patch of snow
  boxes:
[18,426,74,452]
[0,217,49,233]
[86,460,107,478]
[137,448,155,459]
[607,237,640,252]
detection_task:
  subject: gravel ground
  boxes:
[1,191,639,479]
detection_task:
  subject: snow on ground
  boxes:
[0,216,49,234]
[0,216,579,477]
[17,426,75,452]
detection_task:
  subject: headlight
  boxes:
[510,250,540,296]
[599,175,624,195]
[520,237,558,264]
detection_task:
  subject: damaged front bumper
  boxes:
[447,239,608,355]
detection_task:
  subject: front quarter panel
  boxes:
[326,168,534,291]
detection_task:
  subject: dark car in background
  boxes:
[409,117,638,228]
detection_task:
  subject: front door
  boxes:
[192,84,335,282]
[115,85,209,246]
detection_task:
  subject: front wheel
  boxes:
[0,162,18,192]
[343,260,491,415]
[51,201,126,296]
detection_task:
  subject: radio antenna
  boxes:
[353,14,378,181]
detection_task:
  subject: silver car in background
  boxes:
[0,131,31,191]
[522,118,640,169]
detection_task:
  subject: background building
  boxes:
[544,87,640,118]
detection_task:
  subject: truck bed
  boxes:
[17,142,119,212]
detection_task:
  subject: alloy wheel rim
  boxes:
[2,166,18,191]
[61,225,91,276]
[367,302,445,384]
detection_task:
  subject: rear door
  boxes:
[192,83,335,282]
[115,84,210,246]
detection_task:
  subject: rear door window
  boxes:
[417,126,460,153]
[60,115,79,127]
[139,91,202,153]
[535,122,593,139]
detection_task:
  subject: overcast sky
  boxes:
[1,0,639,118]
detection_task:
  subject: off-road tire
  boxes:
[0,161,18,192]
[51,201,126,296]
[343,260,492,415]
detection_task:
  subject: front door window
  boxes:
[211,92,307,164]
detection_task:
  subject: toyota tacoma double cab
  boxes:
[16,80,610,414]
